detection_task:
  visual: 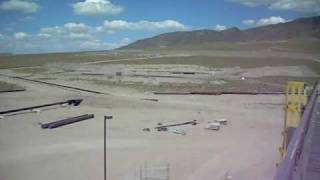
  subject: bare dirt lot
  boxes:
[0,74,284,180]
[0,81,25,93]
[0,49,319,180]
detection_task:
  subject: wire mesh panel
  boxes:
[123,163,170,180]
[140,163,169,180]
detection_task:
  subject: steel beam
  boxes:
[154,120,197,130]
[0,99,83,115]
[41,114,94,129]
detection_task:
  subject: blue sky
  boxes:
[0,0,319,54]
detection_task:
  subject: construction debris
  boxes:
[0,89,26,93]
[153,92,190,95]
[0,99,83,115]
[153,91,284,95]
[0,74,109,95]
[205,122,221,131]
[104,116,113,120]
[41,114,94,129]
[0,81,26,93]
[205,118,228,131]
[82,72,105,76]
[31,109,41,113]
[141,98,159,102]
[169,128,186,135]
[214,118,228,125]
[154,120,197,130]
[157,127,168,131]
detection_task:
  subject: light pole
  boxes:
[104,116,113,180]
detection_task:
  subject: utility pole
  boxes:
[104,116,106,180]
[104,116,113,180]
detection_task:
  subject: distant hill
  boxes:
[120,16,320,50]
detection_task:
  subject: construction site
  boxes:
[1,3,320,179]
[0,47,319,180]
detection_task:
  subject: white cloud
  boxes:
[79,37,131,50]
[79,40,104,49]
[106,30,115,34]
[242,16,287,27]
[95,26,103,32]
[40,26,66,36]
[0,19,190,53]
[226,0,320,14]
[69,32,93,40]
[1,21,125,53]
[19,15,35,22]
[256,16,287,26]
[227,0,274,7]
[242,19,255,25]
[120,37,131,45]
[40,22,113,42]
[104,38,131,49]
[0,0,39,13]
[269,0,320,13]
[213,24,227,31]
[103,20,189,31]
[39,22,97,39]
[14,32,28,39]
[37,33,51,39]
[73,0,123,16]
[64,22,91,33]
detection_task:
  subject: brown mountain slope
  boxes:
[120,16,320,50]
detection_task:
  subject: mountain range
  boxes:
[120,16,320,50]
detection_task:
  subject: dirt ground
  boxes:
[0,72,284,180]
[0,81,25,92]
[2,62,318,94]
[2,49,316,180]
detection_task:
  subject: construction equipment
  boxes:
[278,81,309,164]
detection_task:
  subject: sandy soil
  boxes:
[0,72,284,180]
[0,81,25,92]
[4,62,318,95]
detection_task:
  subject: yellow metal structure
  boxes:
[279,81,308,161]
[285,81,308,127]
[279,81,308,163]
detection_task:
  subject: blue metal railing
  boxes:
[274,84,319,180]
